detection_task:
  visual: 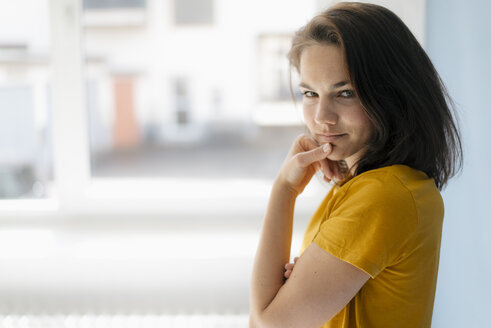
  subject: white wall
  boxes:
[426,0,491,326]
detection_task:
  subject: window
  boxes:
[83,0,304,182]
[82,0,147,27]
[0,0,425,211]
[83,0,146,10]
[174,0,213,26]
[174,77,191,125]
[257,34,295,103]
[0,1,53,199]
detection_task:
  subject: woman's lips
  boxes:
[316,133,346,143]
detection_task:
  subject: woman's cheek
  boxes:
[302,103,316,125]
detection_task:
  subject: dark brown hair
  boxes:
[288,2,462,190]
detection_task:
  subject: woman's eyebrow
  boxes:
[298,80,350,90]
[331,80,350,89]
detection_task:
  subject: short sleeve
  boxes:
[313,173,418,278]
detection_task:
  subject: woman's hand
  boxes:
[284,256,299,279]
[276,134,343,195]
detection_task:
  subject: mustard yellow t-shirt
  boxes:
[300,165,444,328]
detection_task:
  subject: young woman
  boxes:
[250,2,462,328]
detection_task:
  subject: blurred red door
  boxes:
[113,76,140,149]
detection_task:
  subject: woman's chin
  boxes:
[327,153,345,162]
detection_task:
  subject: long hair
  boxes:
[288,2,462,190]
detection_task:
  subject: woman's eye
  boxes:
[303,91,317,97]
[339,90,355,98]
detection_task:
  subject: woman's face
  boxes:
[299,44,374,170]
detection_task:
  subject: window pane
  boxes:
[174,0,213,25]
[83,0,146,10]
[0,0,53,199]
[83,1,305,180]
[258,34,295,102]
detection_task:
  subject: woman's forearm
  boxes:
[250,179,298,320]
[249,137,333,326]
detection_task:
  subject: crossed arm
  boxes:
[249,135,370,328]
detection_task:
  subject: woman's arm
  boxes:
[250,178,297,317]
[249,135,369,328]
[251,242,370,328]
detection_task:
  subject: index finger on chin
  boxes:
[296,134,321,152]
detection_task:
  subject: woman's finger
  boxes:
[294,142,332,168]
[296,134,321,152]
[285,257,300,279]
[319,158,334,180]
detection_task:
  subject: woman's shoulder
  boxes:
[334,164,438,208]
[345,165,431,190]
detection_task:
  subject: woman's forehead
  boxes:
[299,44,350,87]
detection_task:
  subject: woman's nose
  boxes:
[314,101,338,125]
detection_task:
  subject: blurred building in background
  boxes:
[0,0,310,198]
[0,0,425,199]
[0,1,52,199]
[81,0,306,181]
